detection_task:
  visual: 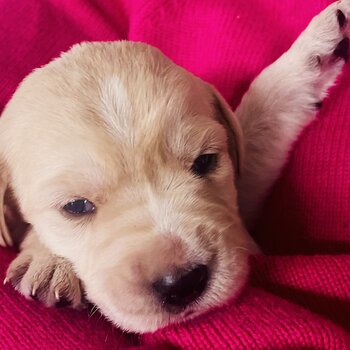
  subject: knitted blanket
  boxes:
[0,0,349,349]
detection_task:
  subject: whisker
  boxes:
[104,325,111,343]
[89,304,98,318]
[234,246,250,252]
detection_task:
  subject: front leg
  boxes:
[236,1,350,227]
[4,228,84,308]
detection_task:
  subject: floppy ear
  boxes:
[210,86,244,178]
[0,161,13,247]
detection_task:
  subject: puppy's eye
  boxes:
[63,199,95,215]
[191,154,218,177]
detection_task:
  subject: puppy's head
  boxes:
[0,42,256,332]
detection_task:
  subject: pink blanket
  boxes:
[1,0,350,348]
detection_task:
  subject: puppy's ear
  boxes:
[0,161,12,247]
[210,86,244,178]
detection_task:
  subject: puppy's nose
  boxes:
[152,264,208,312]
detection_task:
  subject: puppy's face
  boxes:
[0,42,255,332]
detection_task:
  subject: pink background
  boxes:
[0,0,349,348]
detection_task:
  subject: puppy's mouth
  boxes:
[86,241,252,333]
[85,248,251,333]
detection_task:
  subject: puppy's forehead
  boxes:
[89,43,216,144]
[52,42,212,113]
[51,42,217,151]
[10,42,224,190]
[28,41,217,147]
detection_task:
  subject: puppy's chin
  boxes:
[82,240,251,333]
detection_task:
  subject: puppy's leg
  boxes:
[5,229,84,308]
[236,1,350,227]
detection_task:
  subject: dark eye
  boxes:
[191,154,218,177]
[63,199,95,215]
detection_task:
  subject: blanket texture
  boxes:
[0,0,349,349]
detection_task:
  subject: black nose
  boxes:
[152,264,209,312]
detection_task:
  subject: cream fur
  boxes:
[0,1,349,333]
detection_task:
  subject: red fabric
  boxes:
[1,0,350,349]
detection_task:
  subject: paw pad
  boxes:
[337,9,346,28]
[333,37,349,61]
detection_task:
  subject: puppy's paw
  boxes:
[293,0,350,103]
[5,250,84,309]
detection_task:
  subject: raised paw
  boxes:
[4,250,84,309]
[302,0,350,57]
[291,0,350,104]
[332,1,349,62]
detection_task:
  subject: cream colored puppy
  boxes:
[0,1,349,333]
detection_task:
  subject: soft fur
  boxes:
[0,1,349,333]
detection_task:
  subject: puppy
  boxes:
[0,1,349,333]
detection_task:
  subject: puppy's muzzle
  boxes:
[152,264,209,313]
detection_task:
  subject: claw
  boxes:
[31,284,37,297]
